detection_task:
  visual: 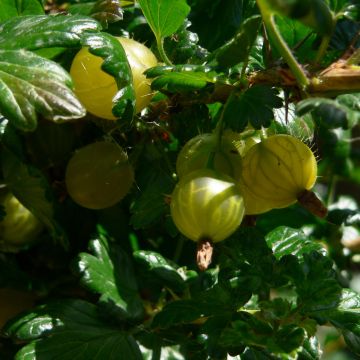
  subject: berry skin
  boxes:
[176,132,243,179]
[239,134,317,215]
[70,37,158,120]
[65,141,134,210]
[171,168,245,243]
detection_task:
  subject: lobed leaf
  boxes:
[4,299,142,360]
[265,226,326,260]
[280,252,342,313]
[310,289,360,341]
[223,86,283,132]
[0,49,85,130]
[76,230,144,320]
[0,14,101,50]
[220,312,306,354]
[133,250,186,292]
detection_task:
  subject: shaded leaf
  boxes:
[76,229,144,320]
[343,330,360,356]
[220,312,305,354]
[0,49,85,130]
[1,127,67,245]
[213,15,261,68]
[330,18,360,51]
[296,95,360,129]
[130,159,174,229]
[310,289,360,337]
[4,299,142,360]
[138,0,190,41]
[0,14,100,50]
[188,0,258,51]
[265,226,326,260]
[164,19,209,64]
[133,250,186,292]
[223,86,282,131]
[152,300,204,328]
[281,252,342,313]
[297,336,321,359]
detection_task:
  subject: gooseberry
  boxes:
[0,193,43,252]
[176,132,243,179]
[70,37,158,120]
[65,141,134,209]
[239,134,317,214]
[170,168,245,243]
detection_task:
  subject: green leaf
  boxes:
[298,336,321,360]
[213,15,261,68]
[310,289,360,337]
[151,71,216,93]
[272,16,317,62]
[133,250,186,292]
[330,19,360,51]
[188,0,258,51]
[220,312,305,354]
[281,252,342,313]
[163,19,209,64]
[152,300,205,328]
[130,158,174,229]
[137,0,190,41]
[76,230,144,320]
[343,330,360,356]
[265,226,326,260]
[1,128,67,245]
[4,299,142,360]
[81,32,135,120]
[296,95,360,129]
[0,0,44,22]
[0,49,85,130]
[0,14,101,50]
[223,86,283,131]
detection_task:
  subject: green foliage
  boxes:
[137,0,190,42]
[212,15,262,68]
[0,0,44,22]
[1,0,360,359]
[223,85,283,131]
[0,15,100,50]
[75,228,144,320]
[297,95,360,129]
[1,125,67,244]
[0,50,85,130]
[4,299,142,360]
